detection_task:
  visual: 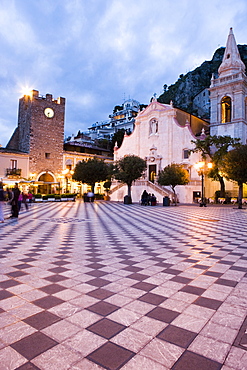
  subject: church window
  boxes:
[221,96,231,123]
[183,149,189,159]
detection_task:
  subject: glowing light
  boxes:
[21,87,33,97]
[194,161,205,170]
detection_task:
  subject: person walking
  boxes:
[22,191,29,211]
[11,183,21,218]
[0,182,6,223]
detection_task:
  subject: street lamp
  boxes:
[195,161,212,207]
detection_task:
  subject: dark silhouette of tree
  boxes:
[73,158,109,192]
[158,163,190,205]
[114,155,147,204]
[220,145,247,209]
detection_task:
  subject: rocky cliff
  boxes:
[158,45,247,118]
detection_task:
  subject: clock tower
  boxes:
[7,90,65,184]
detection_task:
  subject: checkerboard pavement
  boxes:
[0,200,247,369]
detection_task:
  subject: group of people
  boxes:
[141,190,157,206]
[0,182,32,223]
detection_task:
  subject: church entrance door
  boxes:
[149,165,156,183]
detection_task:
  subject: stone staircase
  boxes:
[110,179,173,200]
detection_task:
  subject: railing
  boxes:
[109,179,173,197]
[6,168,22,176]
[144,180,173,197]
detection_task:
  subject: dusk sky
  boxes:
[1,0,247,147]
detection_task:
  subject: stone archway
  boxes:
[38,172,56,194]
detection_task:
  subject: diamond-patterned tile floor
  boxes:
[0,200,247,369]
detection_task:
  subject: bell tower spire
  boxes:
[209,28,247,144]
[218,27,245,77]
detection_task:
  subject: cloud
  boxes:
[1,0,247,146]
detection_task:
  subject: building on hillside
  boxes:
[88,99,141,140]
[1,90,113,195]
[112,99,211,203]
[192,88,211,119]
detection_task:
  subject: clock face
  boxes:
[44,107,54,118]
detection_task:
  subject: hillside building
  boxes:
[88,99,140,140]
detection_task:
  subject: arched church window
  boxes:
[221,96,231,123]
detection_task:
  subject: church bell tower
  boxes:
[209,28,247,144]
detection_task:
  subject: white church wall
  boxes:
[112,101,208,204]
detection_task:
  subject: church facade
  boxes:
[111,100,210,203]
[111,28,246,203]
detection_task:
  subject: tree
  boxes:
[114,155,147,204]
[190,135,240,197]
[220,145,247,209]
[158,163,190,205]
[72,158,109,192]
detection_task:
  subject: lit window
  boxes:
[10,159,17,169]
[221,96,231,123]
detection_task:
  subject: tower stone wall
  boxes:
[17,90,65,178]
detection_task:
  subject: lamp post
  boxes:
[195,161,212,207]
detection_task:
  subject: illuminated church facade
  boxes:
[111,28,247,203]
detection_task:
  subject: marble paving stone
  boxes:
[41,319,81,341]
[87,318,126,339]
[121,354,169,369]
[10,332,58,360]
[86,342,135,369]
[188,334,231,363]
[64,329,107,356]
[111,327,153,352]
[0,346,27,369]
[140,338,184,368]
[1,202,247,369]
[31,343,81,370]
[172,350,222,370]
[157,325,198,348]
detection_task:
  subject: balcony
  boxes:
[6,168,22,177]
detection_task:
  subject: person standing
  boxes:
[11,183,21,218]
[87,191,94,202]
[141,190,148,205]
[0,182,6,223]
